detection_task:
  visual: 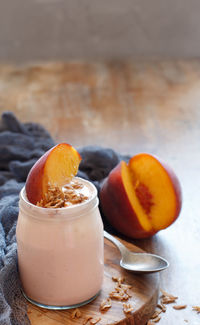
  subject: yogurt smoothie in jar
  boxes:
[16,144,104,309]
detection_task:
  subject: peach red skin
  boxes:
[100,160,182,239]
[25,147,52,205]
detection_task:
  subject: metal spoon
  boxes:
[104,230,169,273]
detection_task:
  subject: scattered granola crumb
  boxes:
[192,306,200,313]
[150,310,162,319]
[153,315,161,323]
[160,289,178,304]
[109,290,130,301]
[83,316,93,325]
[71,308,82,319]
[120,283,132,292]
[82,316,101,325]
[90,317,101,324]
[160,289,178,300]
[70,285,194,324]
[112,276,125,285]
[157,303,166,312]
[109,277,132,301]
[123,303,133,314]
[161,296,177,304]
[100,298,112,311]
[173,305,187,310]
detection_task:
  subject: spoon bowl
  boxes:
[104,230,169,274]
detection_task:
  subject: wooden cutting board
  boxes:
[28,236,160,325]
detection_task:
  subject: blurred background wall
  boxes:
[0,0,200,63]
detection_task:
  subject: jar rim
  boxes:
[19,177,98,220]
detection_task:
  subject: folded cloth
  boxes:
[0,111,130,325]
[0,112,55,325]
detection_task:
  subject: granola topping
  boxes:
[36,179,90,208]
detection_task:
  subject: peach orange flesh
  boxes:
[42,144,81,197]
[121,154,178,232]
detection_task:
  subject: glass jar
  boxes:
[16,178,104,309]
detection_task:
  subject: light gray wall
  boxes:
[0,0,200,63]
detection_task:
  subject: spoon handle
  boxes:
[104,230,127,255]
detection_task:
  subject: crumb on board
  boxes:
[71,308,82,319]
[123,303,134,314]
[83,316,101,324]
[160,289,178,304]
[69,279,196,324]
[109,276,132,302]
[82,316,93,325]
[173,305,187,310]
[100,298,112,311]
[192,306,200,313]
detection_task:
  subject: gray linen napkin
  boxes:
[0,111,55,325]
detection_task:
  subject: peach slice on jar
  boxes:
[26,143,81,205]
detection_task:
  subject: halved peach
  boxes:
[26,143,81,205]
[100,153,182,238]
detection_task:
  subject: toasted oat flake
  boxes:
[112,276,119,282]
[64,180,83,189]
[72,182,84,189]
[83,316,93,325]
[123,303,133,314]
[109,277,132,302]
[192,306,200,313]
[150,310,162,319]
[100,298,112,311]
[160,290,178,305]
[71,308,82,319]
[90,317,101,324]
[109,291,123,300]
[109,290,129,301]
[147,321,155,325]
[119,283,132,292]
[157,303,166,312]
[161,296,177,304]
[160,289,178,300]
[112,276,125,285]
[153,315,161,322]
[173,304,187,310]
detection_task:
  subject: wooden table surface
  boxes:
[0,60,200,324]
